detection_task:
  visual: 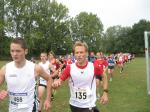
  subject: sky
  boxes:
[57,0,150,30]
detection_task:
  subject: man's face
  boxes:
[96,52,103,59]
[74,46,87,64]
[10,43,27,63]
[40,53,47,62]
[90,52,94,57]
[49,53,54,60]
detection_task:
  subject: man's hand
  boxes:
[0,90,8,100]
[52,79,62,89]
[100,92,108,105]
[43,99,51,110]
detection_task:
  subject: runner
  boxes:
[88,51,96,63]
[48,51,62,100]
[66,54,73,65]
[0,37,52,112]
[94,52,108,98]
[107,54,115,81]
[38,52,52,112]
[52,41,108,112]
[117,52,125,73]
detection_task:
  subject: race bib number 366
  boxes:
[9,92,28,104]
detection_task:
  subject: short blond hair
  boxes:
[73,41,88,52]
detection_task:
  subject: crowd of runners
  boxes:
[36,49,135,112]
[0,37,135,112]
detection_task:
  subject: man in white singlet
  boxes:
[0,37,52,112]
[52,41,108,112]
[117,52,124,73]
[38,52,52,112]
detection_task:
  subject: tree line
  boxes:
[0,0,150,58]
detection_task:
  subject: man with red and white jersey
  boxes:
[124,54,128,63]
[94,52,108,98]
[117,52,125,73]
[48,51,60,74]
[66,54,73,65]
[48,51,63,101]
[38,52,53,112]
[52,41,108,112]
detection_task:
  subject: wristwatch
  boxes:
[103,89,108,93]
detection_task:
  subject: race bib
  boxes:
[39,78,47,85]
[9,92,28,108]
[72,87,92,103]
[108,63,114,66]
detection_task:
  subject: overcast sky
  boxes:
[57,0,150,30]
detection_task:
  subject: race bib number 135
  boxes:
[75,91,87,99]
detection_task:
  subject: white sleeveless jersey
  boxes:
[5,60,38,112]
[69,62,96,108]
[38,61,50,86]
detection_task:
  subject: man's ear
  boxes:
[25,49,28,55]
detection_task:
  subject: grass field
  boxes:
[0,58,150,112]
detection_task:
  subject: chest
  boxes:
[6,68,35,89]
[70,64,94,83]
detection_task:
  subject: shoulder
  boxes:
[46,61,50,64]
[63,64,71,73]
[5,61,14,66]
[25,60,36,69]
[66,64,71,69]
[34,64,44,76]
[0,65,6,77]
[88,62,94,68]
[88,62,93,65]
[35,64,42,71]
[0,65,6,70]
[38,61,42,65]
[70,62,75,66]
[3,61,14,71]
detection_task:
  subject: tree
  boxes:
[0,0,4,46]
[3,0,71,56]
[33,0,70,54]
[0,0,5,37]
[70,12,103,52]
[104,25,131,53]
[130,19,150,54]
[104,20,150,55]
[0,0,12,57]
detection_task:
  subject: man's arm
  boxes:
[102,73,108,91]
[103,60,108,73]
[0,66,8,100]
[52,65,70,89]
[35,65,52,110]
[49,63,58,78]
[100,73,108,104]
[0,66,5,85]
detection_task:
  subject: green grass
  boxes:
[0,58,150,112]
[99,58,150,112]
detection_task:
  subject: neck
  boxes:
[49,58,54,61]
[42,60,46,64]
[15,59,26,68]
[77,60,87,66]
